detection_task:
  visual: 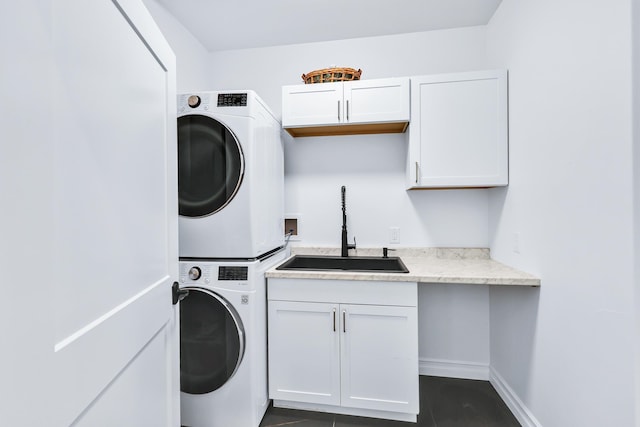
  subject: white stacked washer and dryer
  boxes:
[176,91,286,427]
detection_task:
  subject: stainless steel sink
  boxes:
[276,255,409,273]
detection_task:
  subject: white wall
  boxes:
[208,28,494,376]
[139,9,494,252]
[209,27,490,249]
[144,6,640,424]
[142,0,209,91]
[486,1,636,426]
[419,283,490,380]
[209,27,488,121]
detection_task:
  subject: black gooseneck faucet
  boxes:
[341,186,356,257]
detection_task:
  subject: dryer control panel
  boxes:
[217,93,247,107]
[177,93,212,113]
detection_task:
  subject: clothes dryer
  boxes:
[177,91,284,258]
[178,249,287,427]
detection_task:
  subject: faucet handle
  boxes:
[382,247,396,258]
[348,236,357,250]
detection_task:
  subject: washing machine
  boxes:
[177,90,284,259]
[179,249,287,427]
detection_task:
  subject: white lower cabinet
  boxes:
[267,301,341,406]
[267,278,419,422]
[340,304,419,413]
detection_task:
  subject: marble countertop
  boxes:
[265,247,540,287]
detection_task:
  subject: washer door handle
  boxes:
[172,282,189,305]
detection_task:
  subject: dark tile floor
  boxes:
[260,376,520,427]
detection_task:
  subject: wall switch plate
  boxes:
[390,227,400,244]
[513,232,521,254]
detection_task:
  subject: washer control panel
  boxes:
[179,263,250,287]
[218,266,248,281]
[180,263,213,284]
[188,266,201,280]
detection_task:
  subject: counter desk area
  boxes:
[266,247,540,287]
[264,247,539,423]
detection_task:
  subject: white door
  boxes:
[0,1,178,426]
[267,301,341,405]
[340,304,419,414]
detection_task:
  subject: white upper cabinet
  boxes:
[407,70,508,189]
[282,77,410,137]
[344,79,409,124]
[282,82,343,127]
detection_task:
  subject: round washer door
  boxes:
[180,287,245,395]
[178,114,244,217]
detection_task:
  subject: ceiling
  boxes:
[155,0,502,52]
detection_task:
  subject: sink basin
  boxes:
[276,255,409,273]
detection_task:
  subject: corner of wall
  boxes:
[141,0,210,91]
[489,367,542,427]
[632,0,640,424]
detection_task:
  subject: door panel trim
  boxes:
[55,279,172,426]
[55,276,170,352]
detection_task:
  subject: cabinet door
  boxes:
[282,82,343,127]
[340,304,419,414]
[408,70,508,188]
[344,77,410,124]
[268,301,341,405]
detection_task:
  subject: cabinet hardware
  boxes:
[333,308,336,332]
[346,100,350,121]
[338,100,341,121]
[415,161,419,184]
[343,310,346,333]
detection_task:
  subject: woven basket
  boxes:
[302,67,362,84]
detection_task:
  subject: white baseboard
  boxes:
[273,400,417,422]
[489,367,542,427]
[419,358,490,380]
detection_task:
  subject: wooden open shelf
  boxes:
[285,121,408,138]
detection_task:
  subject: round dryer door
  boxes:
[177,114,244,217]
[180,287,245,395]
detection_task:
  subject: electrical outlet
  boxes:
[390,227,400,244]
[284,214,301,241]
